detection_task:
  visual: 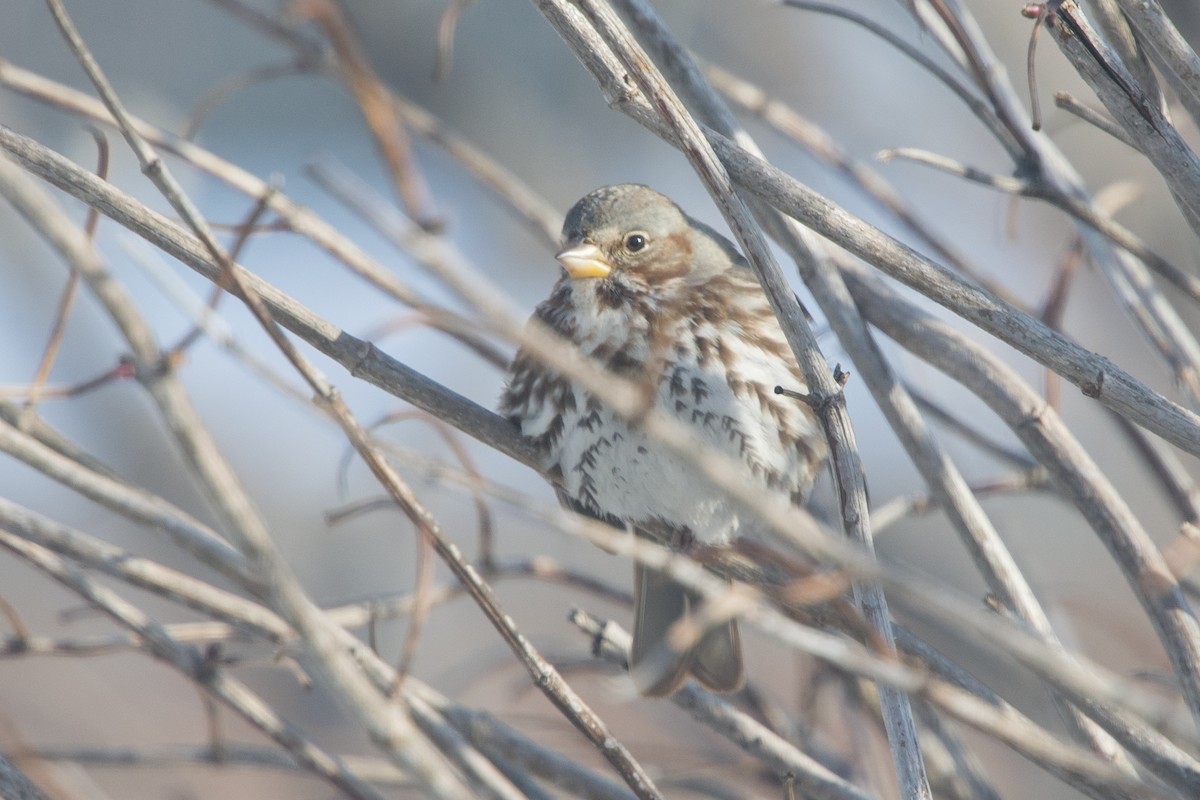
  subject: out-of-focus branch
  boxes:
[6,2,1198,798]
[725,141,1200,453]
[920,0,1200,408]
[5,5,1200,796]
[0,57,510,368]
[0,754,49,800]
[703,62,987,291]
[0,139,474,796]
[29,745,410,787]
[576,0,929,791]
[0,129,658,800]
[876,147,1200,305]
[0,123,1188,747]
[0,409,255,587]
[638,0,1134,776]
[0,528,387,800]
[7,43,1199,453]
[569,608,875,800]
[0,124,536,467]
[534,4,1200,458]
[844,261,1200,796]
[290,0,441,231]
[39,4,665,793]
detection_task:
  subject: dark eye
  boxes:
[624,232,648,252]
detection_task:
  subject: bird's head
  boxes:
[556,184,742,287]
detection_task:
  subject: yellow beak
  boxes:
[556,241,611,279]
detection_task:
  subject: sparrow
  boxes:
[501,184,827,696]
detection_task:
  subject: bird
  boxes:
[500,184,827,696]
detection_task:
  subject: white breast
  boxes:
[541,297,815,544]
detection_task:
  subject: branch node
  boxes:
[1080,369,1106,398]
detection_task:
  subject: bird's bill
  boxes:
[556,241,612,279]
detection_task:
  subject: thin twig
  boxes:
[290,0,441,230]
[844,260,1200,794]
[0,57,510,367]
[575,0,931,788]
[2,70,1188,749]
[0,529,386,800]
[36,4,476,792]
[569,608,875,800]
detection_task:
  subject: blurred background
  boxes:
[1,1,1199,797]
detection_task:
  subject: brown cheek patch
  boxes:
[641,231,693,283]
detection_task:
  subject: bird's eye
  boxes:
[624,232,648,252]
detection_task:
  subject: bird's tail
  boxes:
[631,564,744,696]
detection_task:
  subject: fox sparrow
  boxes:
[501,184,827,696]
